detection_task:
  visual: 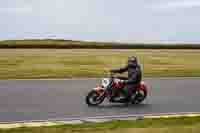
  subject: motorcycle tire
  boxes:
[86,90,105,106]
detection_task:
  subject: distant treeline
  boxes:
[0,39,200,49]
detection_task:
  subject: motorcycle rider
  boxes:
[110,56,142,102]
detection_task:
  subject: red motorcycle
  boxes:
[86,73,148,106]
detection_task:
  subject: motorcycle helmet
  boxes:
[128,56,137,64]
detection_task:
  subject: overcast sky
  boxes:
[0,0,200,43]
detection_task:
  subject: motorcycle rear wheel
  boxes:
[131,89,147,104]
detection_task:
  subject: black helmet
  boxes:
[128,56,137,64]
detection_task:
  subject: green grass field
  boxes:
[1,117,200,133]
[0,39,200,49]
[0,49,200,79]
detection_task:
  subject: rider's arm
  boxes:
[111,65,128,74]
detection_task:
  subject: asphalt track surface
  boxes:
[0,78,200,122]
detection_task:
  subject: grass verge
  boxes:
[0,49,200,79]
[1,39,200,49]
[1,116,200,133]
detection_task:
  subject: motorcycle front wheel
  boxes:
[86,90,106,106]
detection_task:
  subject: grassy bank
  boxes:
[1,116,200,133]
[1,39,200,49]
[0,49,200,79]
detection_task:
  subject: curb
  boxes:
[0,112,200,129]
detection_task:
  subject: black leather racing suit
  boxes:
[111,60,142,101]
